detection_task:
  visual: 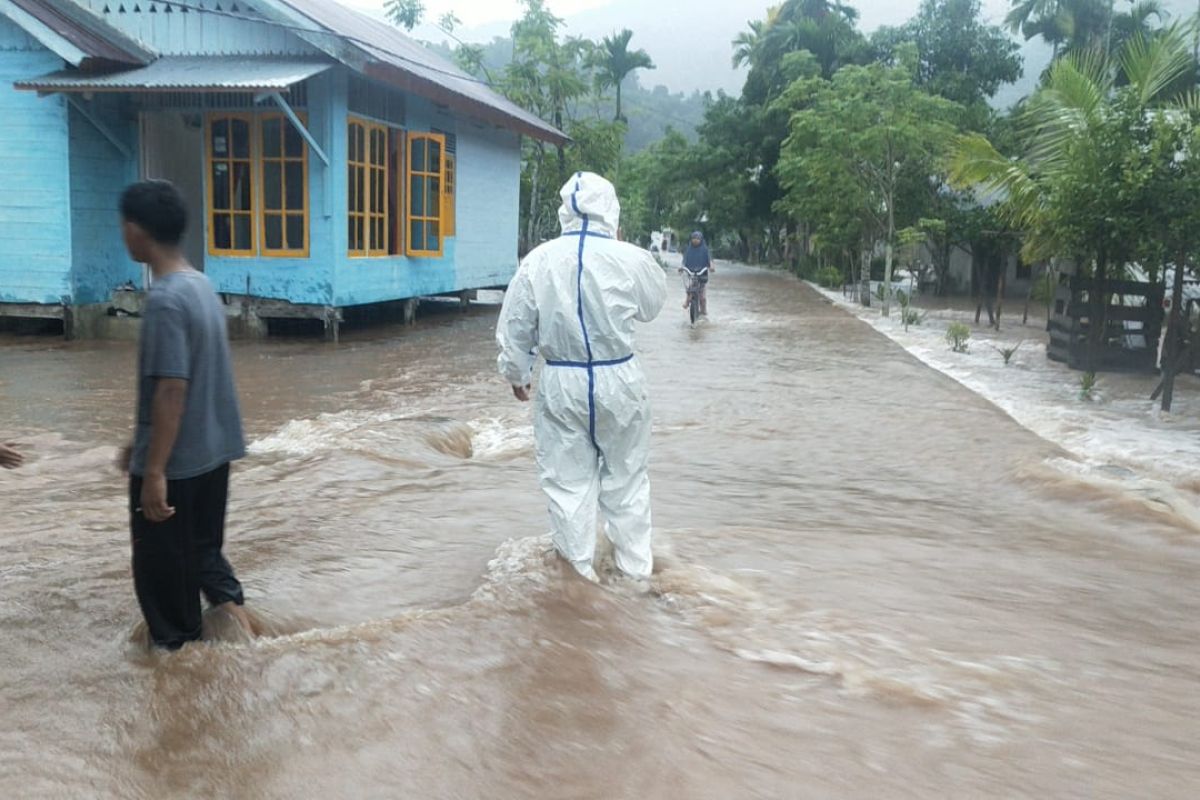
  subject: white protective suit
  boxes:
[497,172,668,580]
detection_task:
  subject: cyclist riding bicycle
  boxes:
[681,231,714,316]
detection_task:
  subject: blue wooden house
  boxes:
[0,0,564,338]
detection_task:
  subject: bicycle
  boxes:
[679,266,709,325]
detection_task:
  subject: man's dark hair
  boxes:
[120,180,187,246]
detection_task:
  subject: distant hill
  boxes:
[421,37,708,151]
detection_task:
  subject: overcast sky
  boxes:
[340,0,1197,98]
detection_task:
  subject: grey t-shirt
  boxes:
[131,269,246,480]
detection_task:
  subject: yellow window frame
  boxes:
[258,112,310,258]
[348,116,389,258]
[206,112,257,257]
[406,132,446,258]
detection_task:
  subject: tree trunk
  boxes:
[994,264,1006,331]
[859,246,871,307]
[882,200,895,317]
[972,254,984,325]
[934,241,951,296]
[526,144,543,252]
[1160,254,1188,412]
[554,110,567,188]
[1087,254,1109,372]
[1022,263,1038,326]
[615,82,623,122]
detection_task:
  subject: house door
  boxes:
[140,112,206,274]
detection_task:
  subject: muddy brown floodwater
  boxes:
[1,265,1198,799]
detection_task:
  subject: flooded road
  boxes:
[2,264,1198,798]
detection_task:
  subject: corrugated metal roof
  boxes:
[6,0,153,66]
[269,0,567,145]
[15,55,334,92]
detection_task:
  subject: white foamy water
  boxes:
[813,284,1200,494]
[468,417,535,459]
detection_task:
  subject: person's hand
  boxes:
[710,264,716,274]
[116,443,132,474]
[512,384,532,402]
[0,444,22,469]
[139,472,175,523]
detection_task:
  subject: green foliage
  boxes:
[739,0,869,102]
[499,1,602,248]
[593,29,655,121]
[816,265,843,288]
[950,27,1200,273]
[946,321,972,352]
[1007,0,1168,59]
[565,119,625,179]
[617,129,700,243]
[1079,370,1098,400]
[990,341,1024,364]
[902,307,927,328]
[384,0,424,31]
[872,0,1023,112]
[421,37,707,152]
[774,61,960,295]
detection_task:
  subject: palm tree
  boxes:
[951,25,1196,365]
[759,8,858,78]
[733,19,767,68]
[595,29,655,122]
[1006,0,1112,56]
[1110,1,1166,52]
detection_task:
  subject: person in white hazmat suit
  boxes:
[497,172,668,581]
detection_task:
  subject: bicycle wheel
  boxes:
[689,292,699,325]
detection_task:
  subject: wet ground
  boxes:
[1,265,1198,798]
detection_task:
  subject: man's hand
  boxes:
[139,472,175,523]
[116,443,132,474]
[0,444,23,469]
[512,384,532,402]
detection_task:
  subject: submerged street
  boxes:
[1,264,1198,798]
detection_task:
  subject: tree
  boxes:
[733,19,768,68]
[594,29,656,122]
[1131,104,1200,410]
[872,0,1023,112]
[620,128,709,243]
[951,26,1199,368]
[693,92,791,262]
[775,56,960,314]
[503,1,597,248]
[1005,0,1171,59]
[742,0,867,102]
[1005,0,1112,56]
[384,0,425,31]
[1111,1,1167,53]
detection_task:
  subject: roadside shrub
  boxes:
[946,322,971,353]
[991,341,1023,365]
[816,266,842,288]
[1079,371,1098,401]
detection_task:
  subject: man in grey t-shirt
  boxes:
[117,181,253,649]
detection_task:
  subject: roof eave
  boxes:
[247,0,567,144]
[364,62,569,146]
[0,0,153,67]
